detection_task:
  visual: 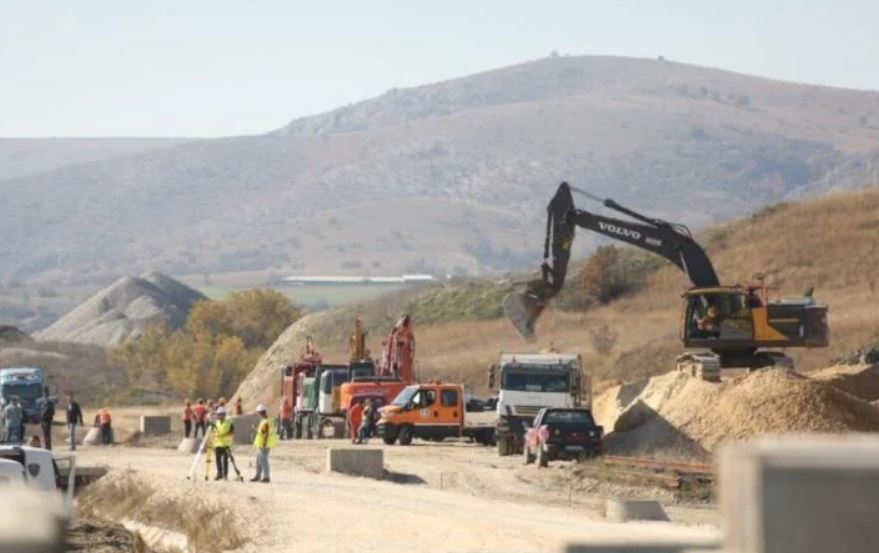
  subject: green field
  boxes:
[195,283,405,309]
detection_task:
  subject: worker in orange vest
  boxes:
[279,398,293,440]
[348,400,364,444]
[182,399,193,438]
[98,407,113,445]
[193,399,207,439]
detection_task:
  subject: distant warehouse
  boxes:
[280,274,436,286]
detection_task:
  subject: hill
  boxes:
[235,188,879,407]
[35,272,206,347]
[3,55,879,295]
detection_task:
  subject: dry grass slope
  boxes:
[238,188,879,406]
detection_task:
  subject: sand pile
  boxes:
[809,364,879,402]
[36,271,205,347]
[594,368,879,457]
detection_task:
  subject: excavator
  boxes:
[504,182,829,380]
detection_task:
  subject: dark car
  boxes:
[523,407,603,467]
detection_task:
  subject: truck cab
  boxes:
[307,362,375,439]
[489,353,589,456]
[0,367,47,424]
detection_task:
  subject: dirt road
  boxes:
[76,439,718,552]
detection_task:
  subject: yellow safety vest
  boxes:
[253,418,277,449]
[213,419,234,448]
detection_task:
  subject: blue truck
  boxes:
[0,367,47,424]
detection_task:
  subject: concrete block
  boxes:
[81,427,101,446]
[177,437,199,453]
[0,488,66,553]
[605,499,670,523]
[719,435,879,553]
[139,415,171,436]
[327,448,384,479]
[231,414,260,445]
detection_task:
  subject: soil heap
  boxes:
[593,367,879,458]
[35,271,205,347]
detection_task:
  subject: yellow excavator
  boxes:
[504,182,829,380]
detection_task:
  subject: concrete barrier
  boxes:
[605,499,670,523]
[327,448,384,479]
[139,415,171,436]
[177,437,199,453]
[81,427,102,446]
[719,435,879,553]
[0,489,67,553]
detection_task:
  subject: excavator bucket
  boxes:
[502,292,542,342]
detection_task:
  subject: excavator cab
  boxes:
[682,288,755,344]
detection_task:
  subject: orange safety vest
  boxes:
[99,410,112,425]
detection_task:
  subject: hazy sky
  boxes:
[2,1,878,137]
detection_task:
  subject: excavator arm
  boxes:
[505,182,719,340]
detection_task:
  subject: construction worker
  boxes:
[193,398,207,439]
[348,400,364,444]
[65,394,84,451]
[3,397,22,443]
[99,407,113,445]
[182,399,193,438]
[697,304,722,337]
[250,405,276,483]
[212,406,234,480]
[359,399,376,443]
[39,389,55,450]
[233,397,243,416]
[279,398,293,440]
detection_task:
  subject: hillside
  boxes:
[3,55,879,295]
[235,188,879,406]
[0,137,188,181]
[35,271,205,347]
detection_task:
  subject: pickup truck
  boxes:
[377,383,495,446]
[523,407,603,467]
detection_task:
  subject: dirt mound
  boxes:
[35,272,204,347]
[595,368,879,457]
[810,364,879,402]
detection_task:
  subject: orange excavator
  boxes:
[504,182,829,380]
[339,315,417,412]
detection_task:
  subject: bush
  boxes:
[556,246,664,311]
[112,289,300,399]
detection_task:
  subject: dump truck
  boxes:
[377,382,495,446]
[489,352,590,456]
[280,360,320,439]
[0,367,47,424]
[305,362,376,439]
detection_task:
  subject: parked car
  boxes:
[523,407,603,467]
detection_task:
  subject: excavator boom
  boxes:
[505,182,718,340]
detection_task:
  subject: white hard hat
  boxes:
[216,406,226,415]
[256,404,267,413]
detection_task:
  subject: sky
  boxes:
[2,0,878,137]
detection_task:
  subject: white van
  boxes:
[0,446,60,491]
[0,457,26,487]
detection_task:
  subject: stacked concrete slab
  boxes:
[139,415,171,436]
[719,435,879,553]
[327,448,384,479]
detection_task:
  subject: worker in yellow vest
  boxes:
[212,406,234,480]
[250,404,276,483]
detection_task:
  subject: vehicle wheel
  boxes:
[523,445,535,465]
[537,445,548,468]
[398,425,414,446]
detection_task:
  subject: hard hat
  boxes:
[216,406,226,415]
[256,404,267,413]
